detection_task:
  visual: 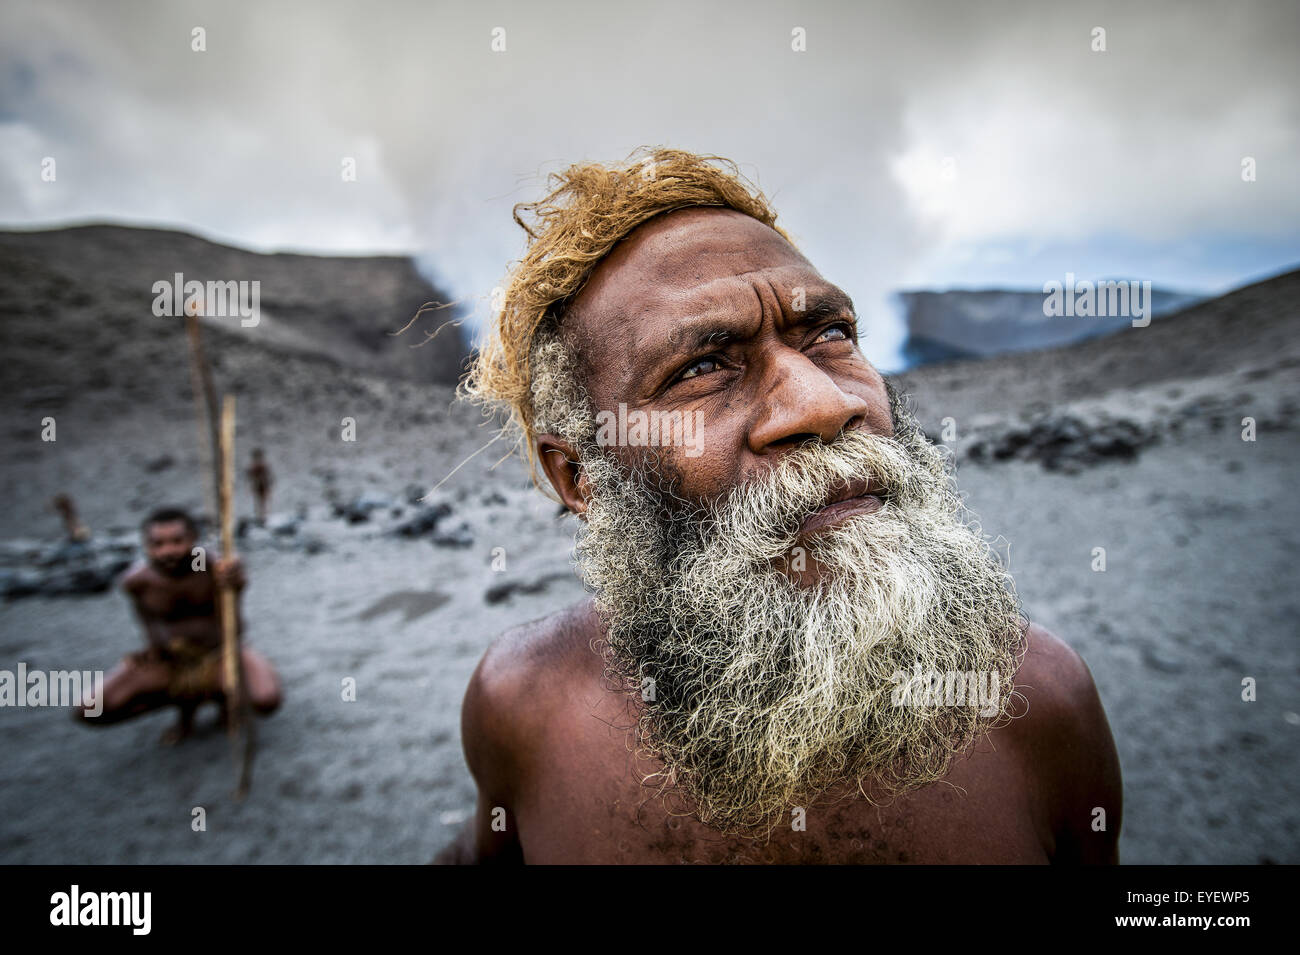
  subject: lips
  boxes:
[799,476,889,536]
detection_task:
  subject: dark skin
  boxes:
[436,207,1122,863]
[77,518,282,743]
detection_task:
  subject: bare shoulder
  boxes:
[1014,622,1114,753]
[1011,621,1123,862]
[471,597,601,702]
[1017,621,1097,710]
[119,561,155,594]
[460,598,601,793]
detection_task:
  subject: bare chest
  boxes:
[513,699,1052,864]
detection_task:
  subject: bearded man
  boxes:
[435,148,1122,864]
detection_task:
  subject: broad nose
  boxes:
[747,348,882,454]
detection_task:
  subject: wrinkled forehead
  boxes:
[560,207,825,389]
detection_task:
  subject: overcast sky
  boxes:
[2,0,1297,368]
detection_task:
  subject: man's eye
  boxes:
[679,356,721,380]
[813,322,855,344]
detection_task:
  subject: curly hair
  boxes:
[460,146,795,487]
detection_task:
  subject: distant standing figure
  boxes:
[77,507,282,744]
[52,493,90,542]
[247,448,273,525]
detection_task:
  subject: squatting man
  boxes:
[76,508,281,743]
[436,148,1122,864]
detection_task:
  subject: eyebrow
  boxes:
[798,290,858,327]
[638,286,858,377]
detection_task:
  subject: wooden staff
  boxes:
[219,395,240,718]
[184,312,220,515]
[185,308,255,798]
[219,391,256,800]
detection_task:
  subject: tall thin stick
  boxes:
[185,314,220,521]
[219,395,240,720]
[186,312,255,799]
[219,394,256,800]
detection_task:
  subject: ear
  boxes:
[536,433,591,518]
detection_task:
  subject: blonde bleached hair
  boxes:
[460,146,797,488]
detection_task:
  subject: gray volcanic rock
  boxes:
[389,502,453,537]
[336,493,394,524]
[966,415,1156,472]
[892,268,1300,428]
[0,536,137,599]
[0,224,470,388]
[898,285,1203,366]
[483,572,574,605]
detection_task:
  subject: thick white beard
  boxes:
[574,419,1027,835]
